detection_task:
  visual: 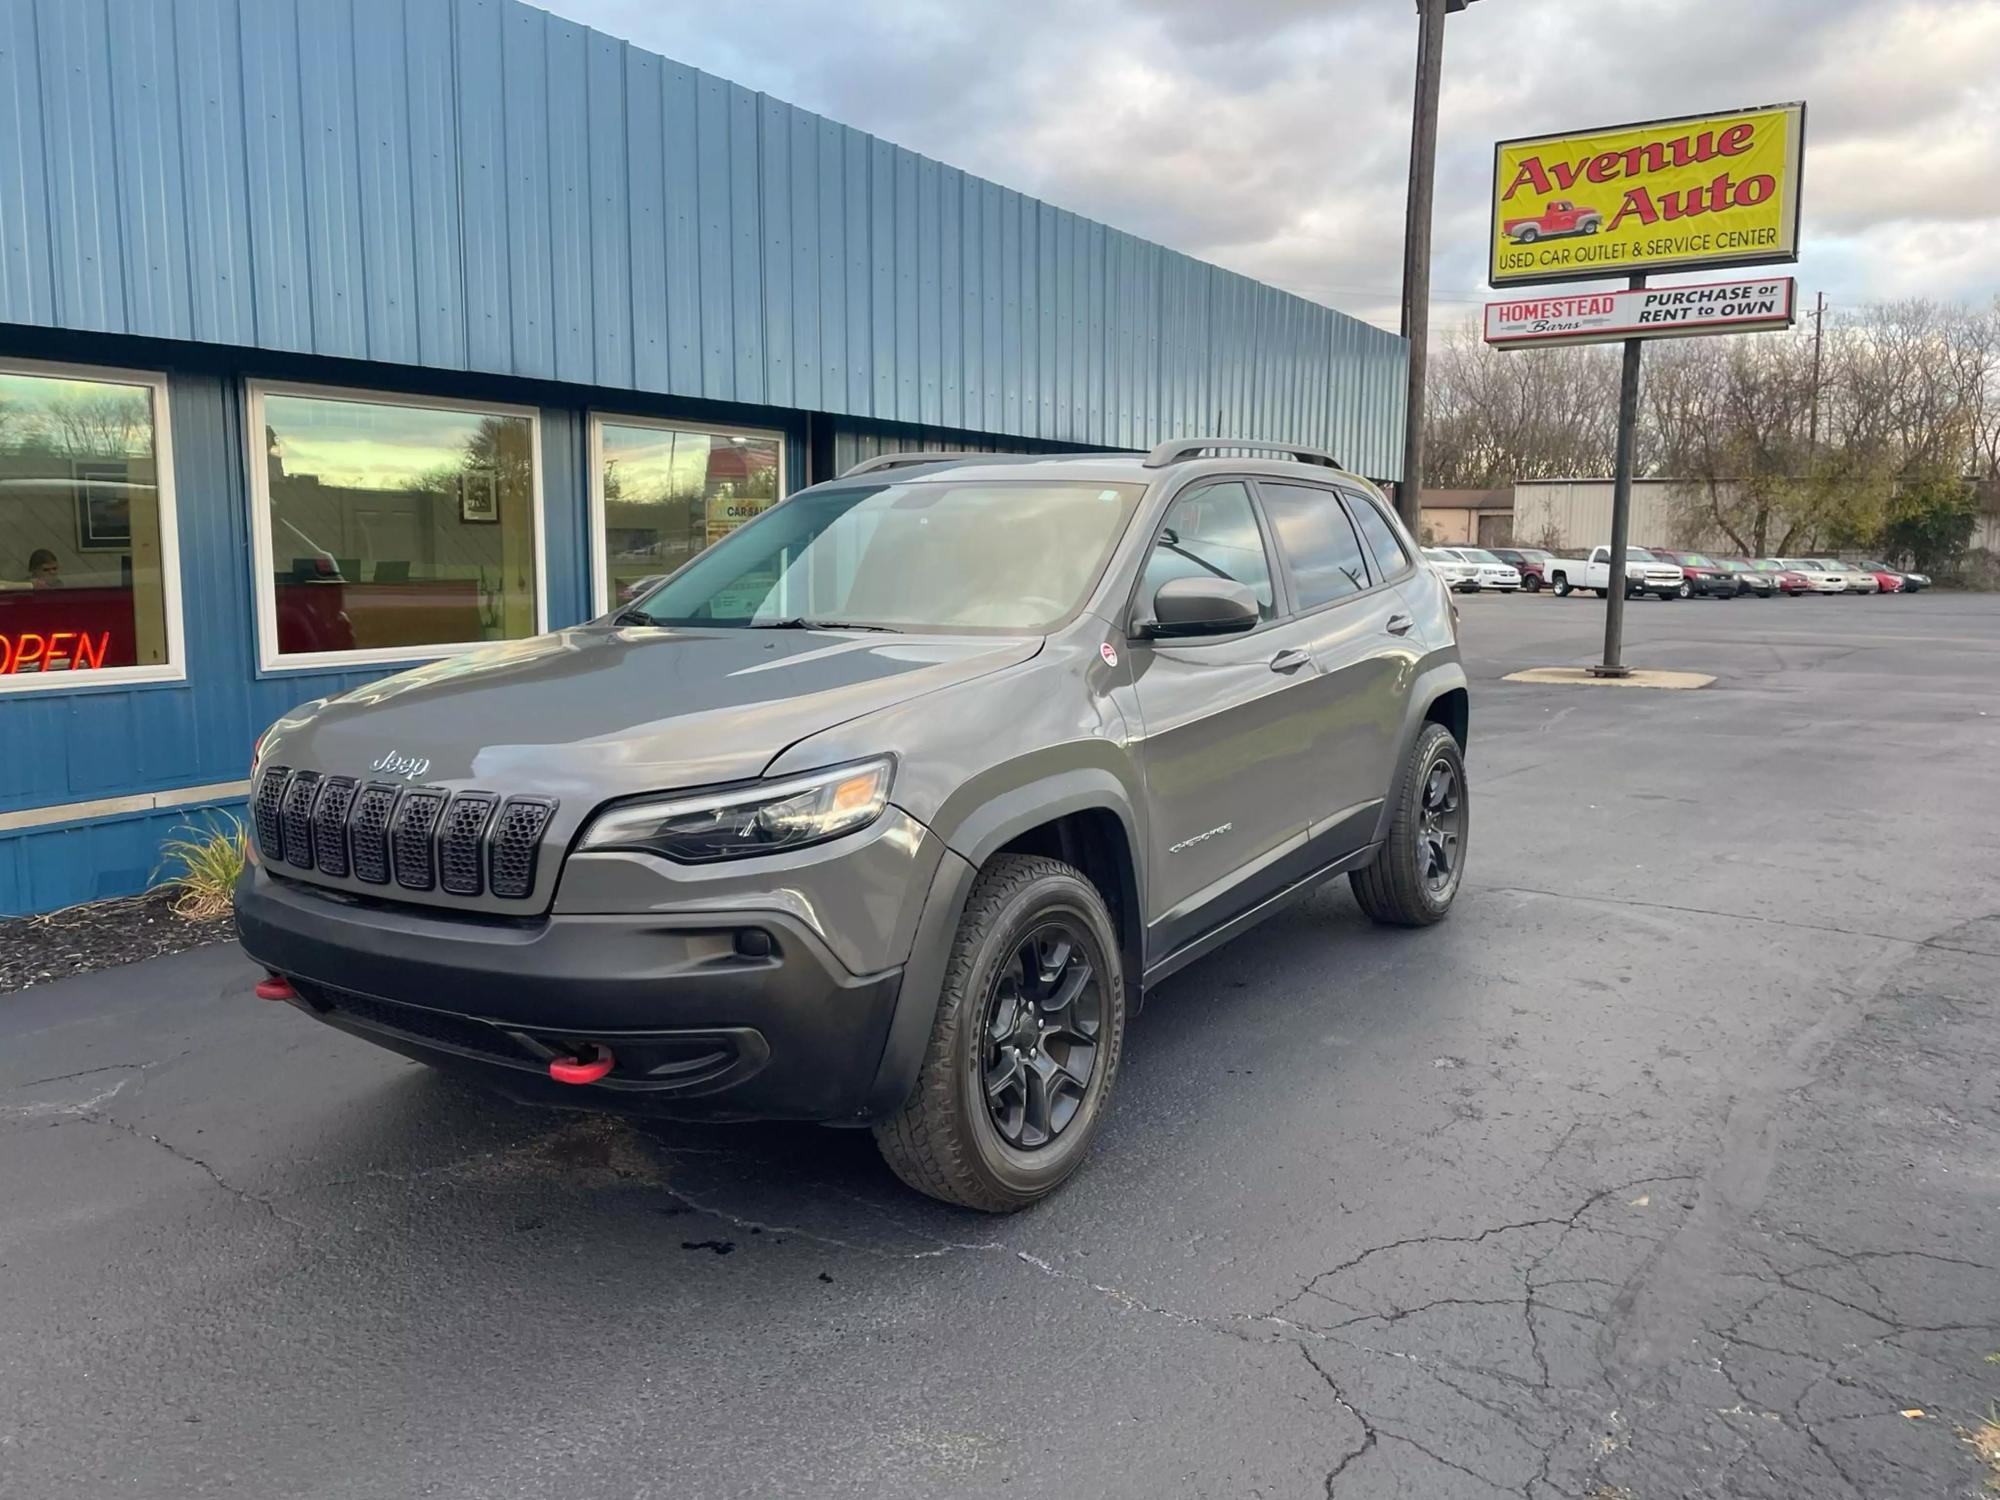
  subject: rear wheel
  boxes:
[1351,722,1466,928]
[874,855,1125,1212]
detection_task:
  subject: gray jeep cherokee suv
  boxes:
[236,440,1469,1211]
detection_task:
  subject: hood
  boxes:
[262,625,1042,802]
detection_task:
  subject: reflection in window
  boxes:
[0,367,170,680]
[260,392,537,657]
[1260,483,1371,608]
[1139,483,1276,620]
[597,422,782,606]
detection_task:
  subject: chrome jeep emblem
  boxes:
[369,750,432,781]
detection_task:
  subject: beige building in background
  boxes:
[1418,489,1513,547]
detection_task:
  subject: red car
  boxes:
[1489,546,1554,591]
[1502,199,1605,243]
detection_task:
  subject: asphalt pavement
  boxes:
[4,590,1998,1500]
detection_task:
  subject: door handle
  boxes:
[1385,613,1415,636]
[1268,648,1312,674]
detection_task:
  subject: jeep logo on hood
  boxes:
[370,750,432,781]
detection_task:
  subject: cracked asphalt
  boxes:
[4,591,1998,1499]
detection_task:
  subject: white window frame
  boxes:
[586,412,787,617]
[0,356,187,695]
[245,380,548,674]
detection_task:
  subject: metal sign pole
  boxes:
[1593,271,1646,679]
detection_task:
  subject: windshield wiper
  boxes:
[612,607,659,627]
[751,618,902,633]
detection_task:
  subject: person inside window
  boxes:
[2,549,62,592]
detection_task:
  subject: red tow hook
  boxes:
[549,1044,615,1085]
[254,974,296,1001]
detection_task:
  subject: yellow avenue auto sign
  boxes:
[1490,103,1805,287]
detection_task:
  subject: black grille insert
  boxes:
[439,792,496,896]
[292,982,536,1066]
[490,797,555,899]
[349,783,399,884]
[279,770,321,869]
[390,789,447,890]
[310,777,357,878]
[253,766,290,862]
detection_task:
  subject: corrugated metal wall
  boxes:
[1513,480,1724,552]
[0,0,1406,476]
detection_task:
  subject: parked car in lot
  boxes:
[1423,547,1482,592]
[1489,547,1555,591]
[1545,546,1684,600]
[236,441,1470,1212]
[1647,549,1737,599]
[1764,558,1847,593]
[1789,558,1880,594]
[1853,558,1929,593]
[1437,547,1522,591]
[1742,558,1811,595]
[1715,558,1775,597]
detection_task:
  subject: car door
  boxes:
[1127,479,1323,955]
[1254,480,1419,860]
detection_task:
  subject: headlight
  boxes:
[578,758,893,863]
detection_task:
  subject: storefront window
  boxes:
[594,419,783,609]
[0,364,179,687]
[253,387,540,664]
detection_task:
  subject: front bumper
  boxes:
[236,866,915,1122]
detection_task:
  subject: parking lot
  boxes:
[4,592,1997,1499]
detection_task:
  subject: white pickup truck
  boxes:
[1546,546,1685,601]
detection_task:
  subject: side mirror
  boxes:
[1140,576,1260,639]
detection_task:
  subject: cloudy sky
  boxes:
[546,0,1999,335]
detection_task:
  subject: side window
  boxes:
[1590,546,1608,564]
[1139,482,1276,622]
[1259,482,1370,609]
[1345,492,1411,582]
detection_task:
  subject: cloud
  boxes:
[545,0,2000,330]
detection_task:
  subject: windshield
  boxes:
[625,479,1144,633]
[1718,560,1746,572]
[1682,553,1718,568]
[1625,547,1656,562]
[1459,548,1503,564]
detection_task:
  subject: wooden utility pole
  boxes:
[1396,0,1451,530]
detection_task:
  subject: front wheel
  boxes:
[1677,580,1693,599]
[1523,575,1542,593]
[1551,575,1572,597]
[874,855,1126,1212]
[1351,722,1466,927]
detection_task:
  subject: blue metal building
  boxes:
[0,0,1408,917]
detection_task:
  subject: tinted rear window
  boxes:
[1260,483,1370,608]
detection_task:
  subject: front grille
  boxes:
[390,789,447,890]
[249,766,555,901]
[348,783,400,884]
[279,770,321,868]
[253,766,289,861]
[439,793,496,896]
[490,798,555,899]
[310,777,357,877]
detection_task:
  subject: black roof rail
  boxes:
[1143,438,1342,470]
[838,450,1114,479]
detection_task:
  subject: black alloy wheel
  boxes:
[1418,758,1464,895]
[979,924,1102,1150]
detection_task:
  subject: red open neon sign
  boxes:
[0,631,112,674]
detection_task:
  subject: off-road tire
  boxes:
[1350,722,1466,928]
[874,855,1125,1212]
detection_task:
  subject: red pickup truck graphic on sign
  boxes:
[1502,199,1604,244]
